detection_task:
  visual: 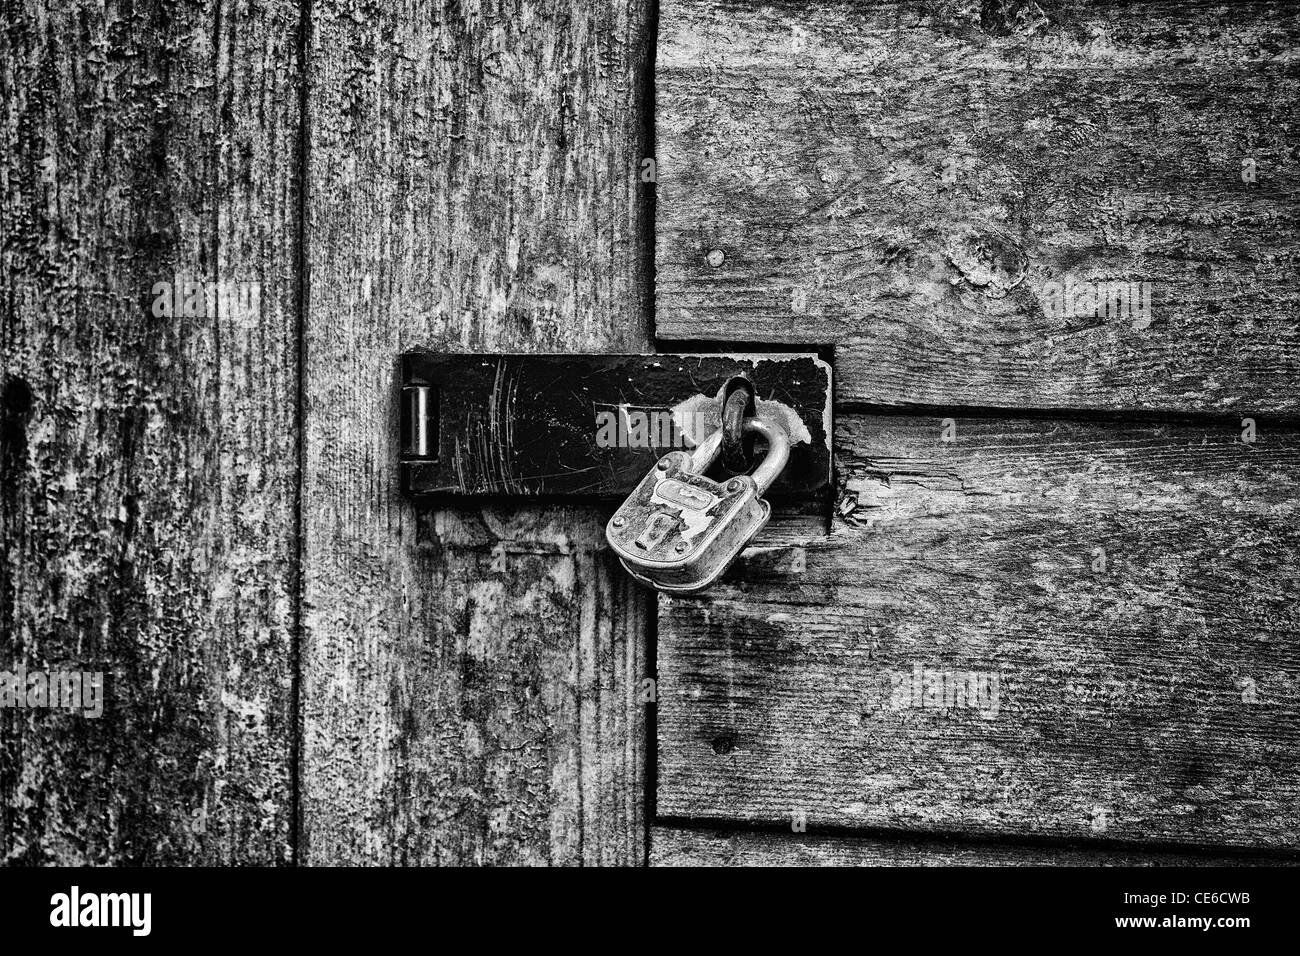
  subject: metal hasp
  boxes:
[397,351,832,502]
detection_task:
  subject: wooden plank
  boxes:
[656,0,1300,413]
[303,0,654,864]
[652,827,1299,867]
[658,414,1300,848]
[0,0,300,862]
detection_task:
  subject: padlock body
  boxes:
[605,450,770,593]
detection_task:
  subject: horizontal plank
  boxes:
[658,414,1300,848]
[651,827,1298,867]
[656,0,1300,413]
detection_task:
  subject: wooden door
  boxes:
[4,0,1296,867]
[3,0,654,867]
[651,0,1299,863]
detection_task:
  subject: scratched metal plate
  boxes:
[398,351,832,501]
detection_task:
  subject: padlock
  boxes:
[605,416,791,594]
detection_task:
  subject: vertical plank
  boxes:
[0,0,301,863]
[304,0,653,864]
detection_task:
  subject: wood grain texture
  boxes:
[656,0,1300,414]
[303,0,654,864]
[0,0,300,863]
[658,414,1300,848]
[651,827,1298,866]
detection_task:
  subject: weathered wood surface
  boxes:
[652,827,1299,867]
[658,414,1300,848]
[302,0,654,864]
[656,0,1300,414]
[1,0,300,862]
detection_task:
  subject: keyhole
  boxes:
[633,511,678,552]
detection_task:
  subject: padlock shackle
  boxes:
[745,417,790,493]
[688,416,790,494]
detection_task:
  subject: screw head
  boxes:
[656,457,671,471]
[675,542,689,553]
[611,516,625,528]
[726,478,742,492]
